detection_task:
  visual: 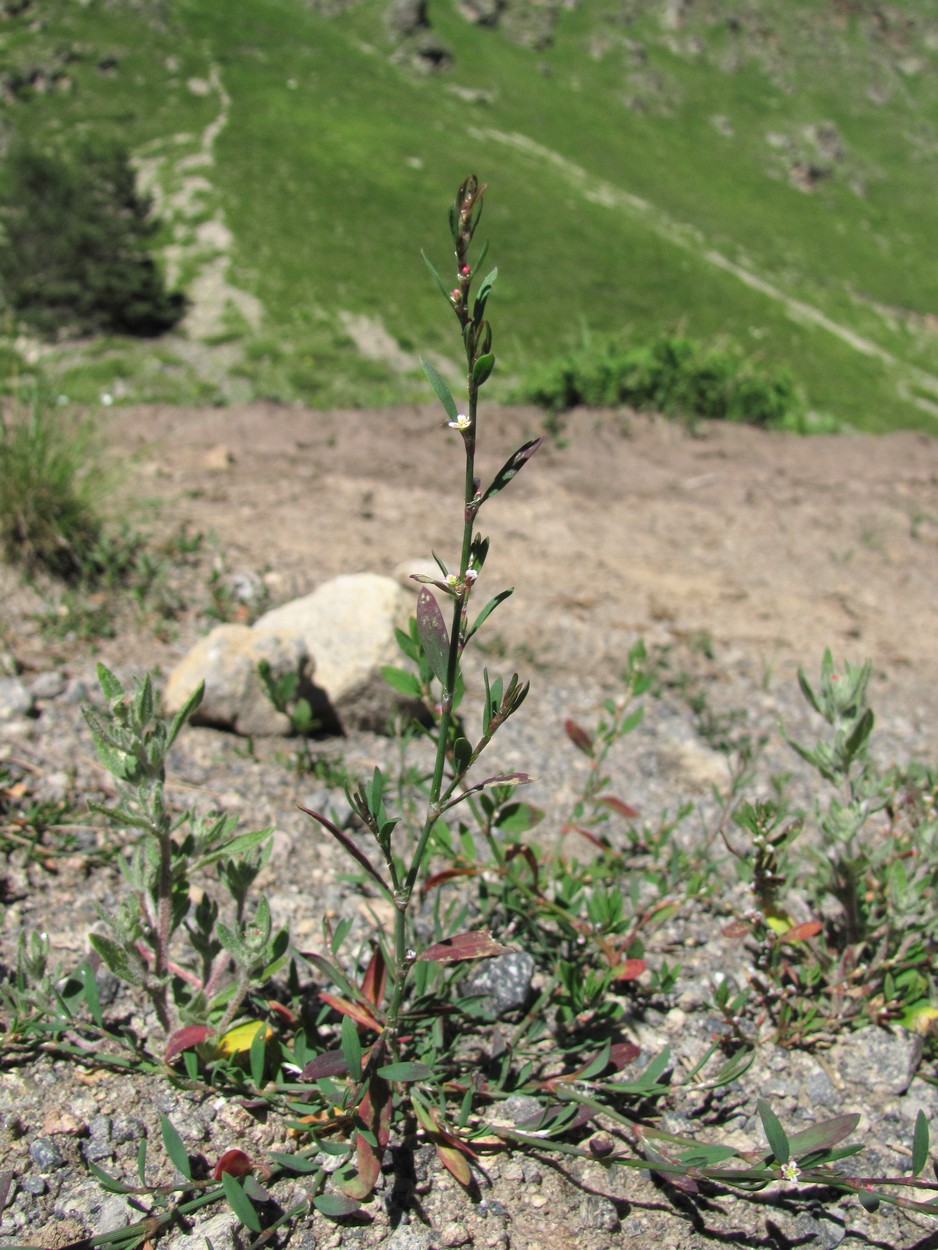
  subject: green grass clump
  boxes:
[0,395,105,580]
[513,331,803,428]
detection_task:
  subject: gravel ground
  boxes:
[2,405,938,1248]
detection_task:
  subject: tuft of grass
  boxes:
[0,392,104,581]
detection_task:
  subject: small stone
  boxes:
[478,1198,509,1219]
[499,1094,543,1126]
[579,1194,619,1233]
[21,1175,47,1196]
[440,1221,471,1247]
[463,951,535,1016]
[29,1136,65,1170]
[29,671,67,701]
[0,677,33,720]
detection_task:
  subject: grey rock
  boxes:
[463,951,535,1016]
[81,1114,113,1162]
[255,573,420,733]
[29,671,67,701]
[163,1211,240,1250]
[28,1136,65,1170]
[385,1228,433,1250]
[20,1175,47,1196]
[499,1094,543,1126]
[164,624,314,736]
[0,677,33,720]
[829,1026,923,1095]
[579,1193,620,1233]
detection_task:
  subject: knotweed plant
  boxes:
[9,177,938,1248]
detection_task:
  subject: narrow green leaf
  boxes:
[167,680,204,749]
[376,1061,435,1082]
[95,662,125,703]
[465,588,513,642]
[161,1114,192,1180]
[421,249,454,303]
[221,1170,262,1232]
[472,352,495,386]
[314,1192,362,1217]
[912,1110,930,1177]
[249,1022,267,1087]
[87,1161,134,1194]
[77,959,103,1028]
[453,736,472,776]
[136,1136,147,1186]
[381,666,422,698]
[481,438,543,504]
[758,1099,790,1165]
[640,1047,671,1086]
[89,934,143,987]
[340,1015,362,1081]
[268,1151,320,1174]
[420,357,458,422]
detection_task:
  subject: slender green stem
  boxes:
[384,178,487,1037]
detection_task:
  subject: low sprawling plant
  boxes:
[82,666,288,1039]
[725,650,938,1046]
[2,176,937,1248]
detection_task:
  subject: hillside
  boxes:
[2,0,938,430]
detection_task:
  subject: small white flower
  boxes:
[448,414,471,431]
[465,569,478,583]
[779,1160,801,1183]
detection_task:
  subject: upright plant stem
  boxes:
[385,177,485,1037]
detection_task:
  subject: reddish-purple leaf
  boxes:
[436,1142,473,1186]
[300,1049,350,1081]
[360,945,387,1010]
[319,992,382,1032]
[564,821,610,851]
[563,718,594,757]
[421,866,479,896]
[339,1075,391,1201]
[613,959,646,982]
[780,920,823,943]
[417,929,508,964]
[597,793,640,819]
[213,1149,253,1180]
[721,920,752,939]
[299,806,391,898]
[609,1041,642,1070]
[165,1025,215,1064]
[505,843,540,888]
[416,587,450,686]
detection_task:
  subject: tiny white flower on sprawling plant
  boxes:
[445,573,460,589]
[779,1160,801,1183]
[465,569,478,583]
[448,413,471,431]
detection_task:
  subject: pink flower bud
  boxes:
[451,289,462,303]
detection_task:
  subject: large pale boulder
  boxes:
[253,573,418,733]
[164,625,314,736]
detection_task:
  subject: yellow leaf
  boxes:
[215,1021,271,1059]
[903,1005,938,1035]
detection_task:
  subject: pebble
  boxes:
[28,1137,65,1171]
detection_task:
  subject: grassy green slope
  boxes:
[3,0,938,430]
